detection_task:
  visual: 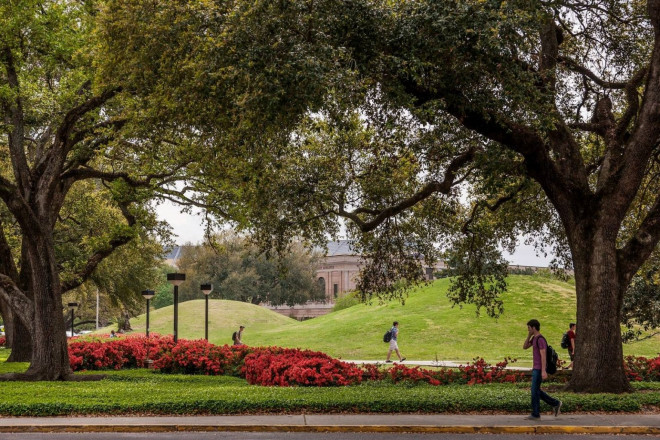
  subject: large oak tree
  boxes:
[0,1,206,380]
[102,0,660,393]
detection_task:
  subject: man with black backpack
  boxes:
[232,325,245,346]
[523,319,562,420]
[385,321,406,363]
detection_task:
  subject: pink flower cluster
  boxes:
[243,348,363,386]
[624,355,660,381]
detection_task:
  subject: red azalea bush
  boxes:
[624,355,660,381]
[0,336,5,346]
[243,347,363,386]
[387,358,524,386]
[69,334,176,371]
[152,339,251,375]
[65,336,658,386]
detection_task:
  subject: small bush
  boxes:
[332,291,361,311]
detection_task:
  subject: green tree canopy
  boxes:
[100,0,660,394]
[171,233,324,307]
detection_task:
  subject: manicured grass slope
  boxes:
[122,275,659,365]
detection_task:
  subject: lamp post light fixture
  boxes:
[200,284,213,340]
[67,302,79,338]
[141,290,155,337]
[167,273,186,343]
[141,289,155,369]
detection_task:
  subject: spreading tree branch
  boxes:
[0,275,34,331]
[336,147,478,233]
[61,202,136,293]
[618,192,660,283]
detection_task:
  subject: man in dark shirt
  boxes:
[523,319,562,420]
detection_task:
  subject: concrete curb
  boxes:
[0,424,657,434]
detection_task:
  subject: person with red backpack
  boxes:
[523,319,562,420]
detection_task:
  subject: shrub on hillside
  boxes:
[332,291,361,311]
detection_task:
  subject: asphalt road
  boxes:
[0,434,656,440]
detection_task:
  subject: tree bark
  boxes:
[566,226,631,393]
[18,235,72,380]
[0,298,11,348]
[6,317,31,362]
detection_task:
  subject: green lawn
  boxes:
[115,275,660,366]
[0,350,658,416]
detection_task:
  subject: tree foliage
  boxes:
[100,0,660,394]
[170,234,324,307]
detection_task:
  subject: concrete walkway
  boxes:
[343,359,531,370]
[0,414,657,434]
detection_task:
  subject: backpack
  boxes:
[560,332,570,349]
[538,336,558,374]
[383,329,392,343]
[232,331,237,343]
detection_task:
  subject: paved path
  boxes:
[0,414,657,434]
[343,360,531,370]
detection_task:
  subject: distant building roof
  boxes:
[164,246,183,266]
[325,240,358,256]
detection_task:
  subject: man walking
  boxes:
[232,325,245,346]
[565,323,576,370]
[385,321,406,363]
[523,319,561,420]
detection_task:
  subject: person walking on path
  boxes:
[565,323,576,370]
[523,319,562,420]
[232,325,245,346]
[385,321,406,363]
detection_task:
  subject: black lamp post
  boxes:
[67,302,78,338]
[142,290,155,337]
[167,273,185,343]
[200,284,213,340]
[141,289,155,368]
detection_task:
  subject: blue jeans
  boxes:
[531,369,559,417]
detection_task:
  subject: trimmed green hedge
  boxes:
[0,369,657,416]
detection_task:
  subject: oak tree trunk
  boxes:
[6,317,31,362]
[567,230,631,393]
[20,236,72,380]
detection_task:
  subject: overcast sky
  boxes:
[156,201,553,267]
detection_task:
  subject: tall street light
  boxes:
[167,273,185,343]
[200,284,213,340]
[142,289,155,368]
[67,302,78,338]
[142,290,155,337]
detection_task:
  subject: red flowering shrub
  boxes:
[387,358,524,386]
[69,334,176,371]
[66,336,656,387]
[0,336,5,346]
[458,357,524,385]
[624,355,660,381]
[361,363,386,381]
[152,339,251,375]
[243,348,363,386]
